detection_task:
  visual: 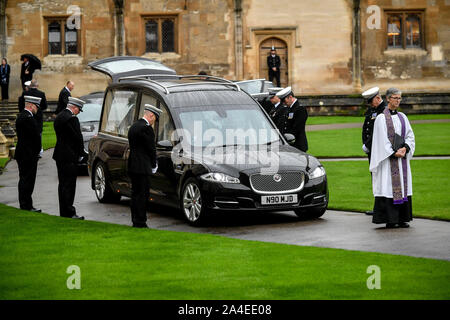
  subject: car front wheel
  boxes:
[180,178,208,226]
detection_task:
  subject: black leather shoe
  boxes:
[386,223,397,229]
[30,207,41,213]
[365,211,374,215]
[71,215,85,220]
[398,222,410,228]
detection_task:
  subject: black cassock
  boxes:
[53,109,86,217]
[20,62,34,88]
[15,110,41,210]
[128,118,157,227]
[280,99,308,152]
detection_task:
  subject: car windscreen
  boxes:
[236,80,263,95]
[176,105,280,147]
[77,103,102,123]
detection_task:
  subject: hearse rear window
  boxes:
[101,90,138,137]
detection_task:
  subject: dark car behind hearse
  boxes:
[87,57,328,225]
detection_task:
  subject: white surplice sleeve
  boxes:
[400,112,415,160]
[369,114,394,173]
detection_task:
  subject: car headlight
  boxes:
[200,173,240,184]
[309,166,326,179]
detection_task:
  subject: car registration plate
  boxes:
[261,194,298,205]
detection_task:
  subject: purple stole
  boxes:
[383,108,408,205]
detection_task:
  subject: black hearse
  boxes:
[87,57,328,225]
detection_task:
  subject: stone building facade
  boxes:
[1,0,449,100]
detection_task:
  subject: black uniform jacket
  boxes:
[283,100,308,152]
[267,55,281,70]
[362,100,387,152]
[56,87,71,114]
[269,103,288,134]
[19,88,48,133]
[14,110,41,161]
[52,109,86,163]
[128,119,157,175]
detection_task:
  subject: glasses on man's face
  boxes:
[390,97,402,101]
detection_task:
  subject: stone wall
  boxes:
[360,0,450,93]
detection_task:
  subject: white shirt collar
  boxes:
[289,98,297,108]
[274,102,280,108]
[142,117,149,126]
[65,86,71,92]
[25,109,33,116]
[66,107,74,115]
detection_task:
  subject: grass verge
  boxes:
[0,204,449,300]
[308,123,450,157]
[322,159,450,221]
[307,114,450,125]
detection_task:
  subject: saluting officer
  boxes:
[361,86,387,216]
[53,97,87,220]
[276,87,309,152]
[127,104,161,228]
[267,47,281,87]
[15,95,42,212]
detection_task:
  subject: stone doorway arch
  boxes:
[259,37,288,87]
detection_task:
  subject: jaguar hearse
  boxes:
[87,57,328,225]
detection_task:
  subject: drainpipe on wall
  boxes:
[0,0,7,59]
[352,0,362,91]
[114,0,125,56]
[234,0,243,80]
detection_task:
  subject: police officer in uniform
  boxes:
[127,104,161,228]
[361,86,387,215]
[277,87,309,152]
[15,95,42,212]
[267,47,281,87]
[53,97,87,219]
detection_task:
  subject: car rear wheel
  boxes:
[181,178,208,226]
[294,207,326,220]
[94,161,121,203]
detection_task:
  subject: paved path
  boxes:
[306,118,450,131]
[320,156,450,162]
[1,150,449,261]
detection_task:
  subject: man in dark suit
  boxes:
[127,104,161,228]
[20,57,35,90]
[53,97,87,219]
[14,95,42,212]
[277,86,309,152]
[267,48,281,87]
[24,80,48,133]
[55,81,74,115]
[361,87,387,216]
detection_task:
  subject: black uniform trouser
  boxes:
[56,161,77,217]
[129,173,150,226]
[17,158,38,210]
[1,82,9,100]
[268,69,281,87]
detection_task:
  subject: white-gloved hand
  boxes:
[152,164,158,174]
[362,144,369,154]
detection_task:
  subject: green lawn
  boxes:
[42,121,56,150]
[0,204,449,300]
[322,159,450,221]
[307,114,450,125]
[308,123,450,157]
[0,157,8,169]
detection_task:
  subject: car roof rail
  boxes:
[117,74,241,93]
[117,75,170,94]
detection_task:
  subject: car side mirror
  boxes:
[284,133,296,145]
[157,140,173,150]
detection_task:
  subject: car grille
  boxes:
[249,172,305,194]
